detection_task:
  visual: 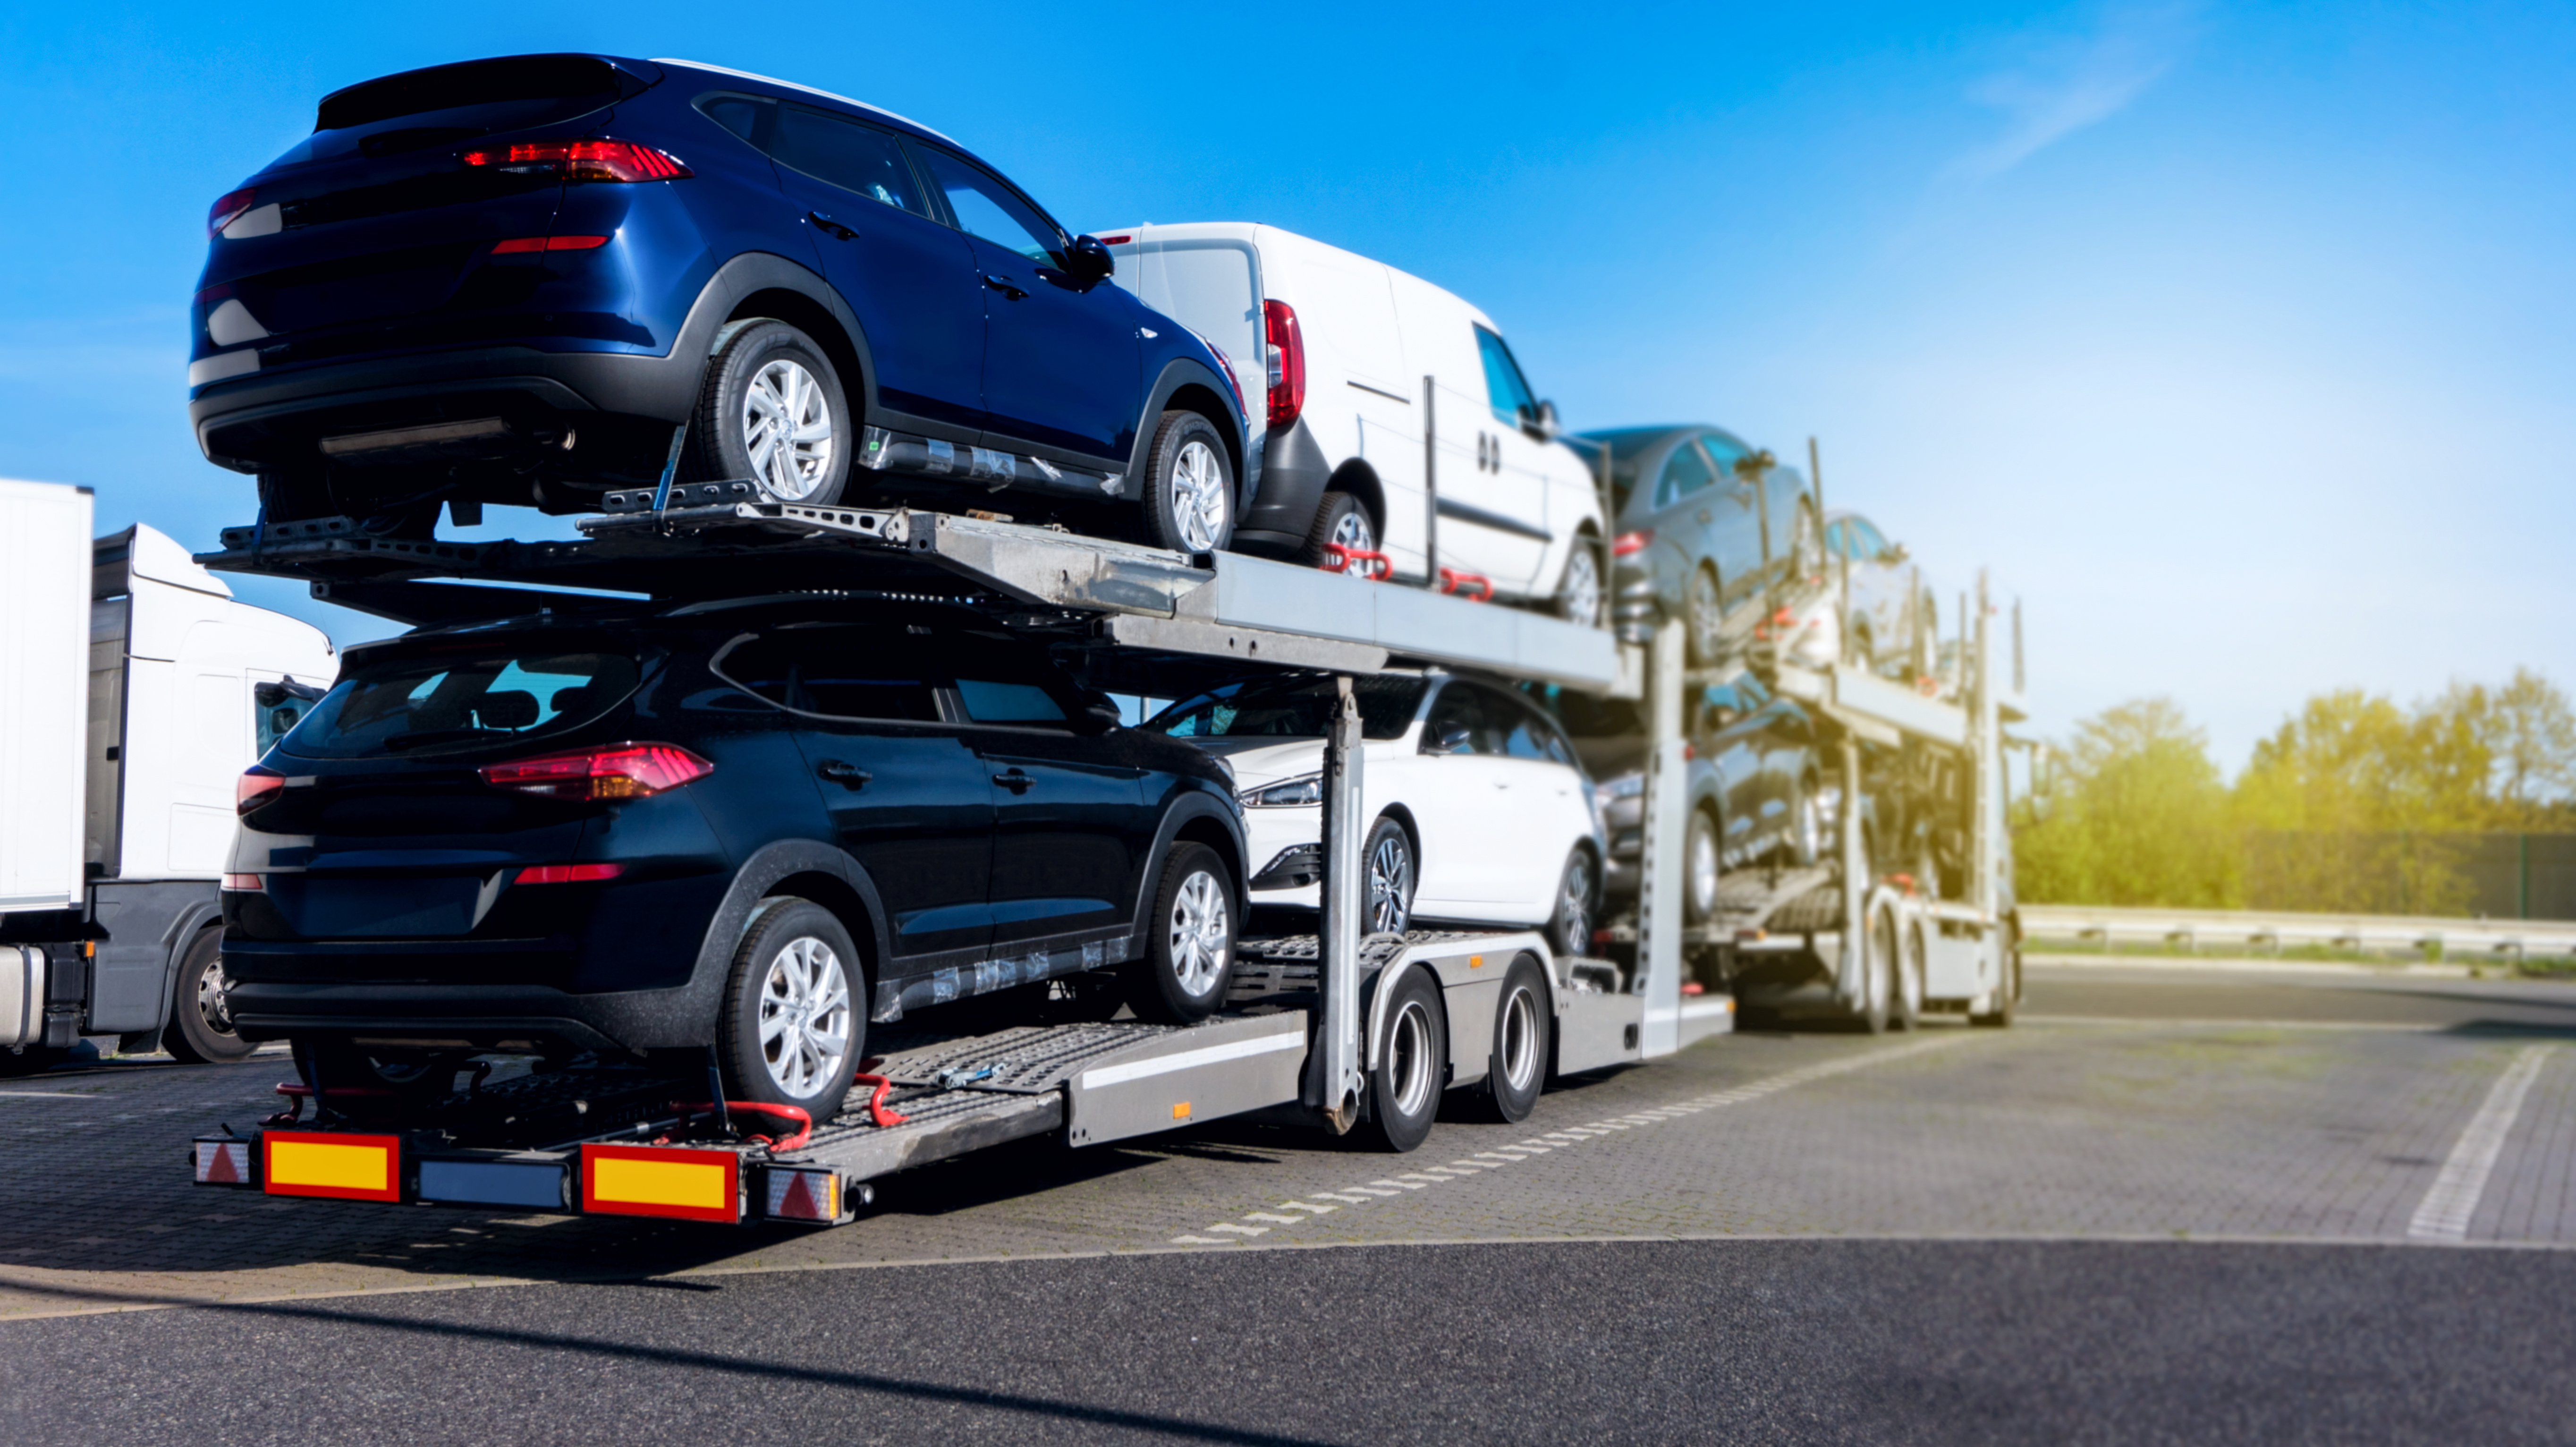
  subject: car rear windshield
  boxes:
[281,647,639,758]
[1143,676,1424,741]
[266,57,646,169]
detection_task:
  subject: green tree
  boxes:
[2014,697,2237,907]
[2476,668,2576,821]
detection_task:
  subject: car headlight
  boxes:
[1241,773,1323,808]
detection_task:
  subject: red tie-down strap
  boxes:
[851,1058,910,1129]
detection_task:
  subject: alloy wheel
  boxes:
[1167,868,1232,996]
[1559,544,1603,626]
[1367,831,1414,933]
[1171,440,1229,552]
[743,358,835,501]
[1497,983,1542,1094]
[1557,853,1594,957]
[1329,507,1377,574]
[1385,998,1438,1119]
[1687,568,1725,661]
[757,934,852,1098]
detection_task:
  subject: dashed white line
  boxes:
[2409,1045,2556,1243]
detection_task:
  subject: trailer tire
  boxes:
[1889,913,1923,1032]
[164,927,255,1064]
[1480,957,1550,1123]
[1855,907,1894,1035]
[718,899,859,1121]
[1123,843,1237,1024]
[1971,929,2020,1028]
[1360,967,1445,1152]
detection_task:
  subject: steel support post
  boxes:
[1972,570,2003,991]
[1637,620,1686,1056]
[1307,674,1365,1128]
[1836,734,1867,1008]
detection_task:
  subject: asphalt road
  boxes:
[3,960,2570,1444]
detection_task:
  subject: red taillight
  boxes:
[208,187,256,237]
[492,235,612,255]
[222,874,264,893]
[462,139,691,182]
[480,743,713,801]
[1612,530,1652,557]
[237,768,283,815]
[1263,300,1305,430]
[516,863,626,885]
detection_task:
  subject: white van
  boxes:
[1102,224,1604,624]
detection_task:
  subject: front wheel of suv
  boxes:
[690,320,851,505]
[718,899,859,1121]
[1138,410,1235,554]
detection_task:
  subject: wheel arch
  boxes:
[665,251,879,424]
[1327,458,1387,541]
[1140,358,1247,501]
[721,288,868,422]
[1130,791,1249,932]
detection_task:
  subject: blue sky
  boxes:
[4,1,2569,770]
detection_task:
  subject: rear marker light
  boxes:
[492,234,612,255]
[582,1143,740,1223]
[1263,299,1305,430]
[195,1138,256,1186]
[1612,530,1652,557]
[237,768,283,814]
[464,139,692,182]
[207,187,255,237]
[764,1167,842,1223]
[516,863,625,885]
[264,1132,402,1202]
[481,742,713,802]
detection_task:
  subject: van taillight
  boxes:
[462,140,692,183]
[480,743,713,801]
[1263,300,1305,430]
[208,188,256,237]
[237,768,283,815]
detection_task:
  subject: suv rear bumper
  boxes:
[190,343,701,474]
[229,978,703,1054]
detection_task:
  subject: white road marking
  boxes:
[1314,1191,1380,1203]
[2409,1046,2556,1243]
[1277,1201,1338,1214]
[1205,1222,1268,1236]
[1372,1178,1426,1190]
[1241,1212,1305,1225]
[1169,1234,1235,1245]
[1342,1185,1404,1196]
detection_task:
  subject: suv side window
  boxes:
[1473,325,1538,427]
[1700,431,1748,477]
[954,678,1068,726]
[770,105,932,218]
[714,629,943,721]
[1855,519,1891,558]
[1654,440,1715,510]
[915,146,1063,264]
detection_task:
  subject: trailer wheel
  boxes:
[1481,957,1550,1123]
[1889,914,1923,1032]
[1123,843,1237,1023]
[164,928,254,1064]
[1971,928,2020,1028]
[1855,907,1894,1035]
[718,899,859,1121]
[1360,967,1445,1152]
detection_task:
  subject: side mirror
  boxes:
[1522,399,1561,442]
[1065,234,1115,286]
[1427,724,1474,756]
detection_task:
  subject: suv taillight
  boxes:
[462,139,692,182]
[480,743,713,801]
[1263,300,1305,430]
[237,766,283,815]
[207,187,256,238]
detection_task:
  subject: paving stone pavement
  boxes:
[2,1007,2569,1321]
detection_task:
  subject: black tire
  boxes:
[164,928,255,1064]
[1971,927,2020,1028]
[1546,848,1597,962]
[687,320,852,505]
[717,899,859,1120]
[1683,807,1722,925]
[1554,535,1604,627]
[1137,410,1235,554]
[1122,843,1238,1024]
[1364,817,1416,935]
[1360,967,1446,1152]
[1889,914,1923,1032]
[1686,565,1727,667]
[1855,907,1892,1035]
[1482,957,1551,1123]
[1302,491,1377,573]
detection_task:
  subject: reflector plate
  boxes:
[581,1144,739,1223]
[264,1132,401,1202]
[763,1168,839,1222]
[194,1139,254,1186]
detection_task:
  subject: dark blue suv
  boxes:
[221,598,1249,1124]
[190,54,1250,553]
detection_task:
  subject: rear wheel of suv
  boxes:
[1547,848,1596,961]
[718,899,859,1121]
[1138,410,1234,554]
[1686,565,1727,667]
[690,321,851,505]
[1123,842,1238,1023]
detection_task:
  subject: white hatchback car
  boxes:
[1101,223,1606,624]
[1139,672,1604,959]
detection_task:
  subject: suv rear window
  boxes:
[316,56,641,132]
[282,648,638,758]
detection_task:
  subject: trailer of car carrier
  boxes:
[185,494,1669,1224]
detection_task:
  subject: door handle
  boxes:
[817,759,872,789]
[992,768,1033,793]
[983,274,1028,300]
[807,211,856,242]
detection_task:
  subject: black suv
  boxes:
[223,601,1246,1121]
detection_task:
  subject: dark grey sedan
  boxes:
[1580,425,1823,664]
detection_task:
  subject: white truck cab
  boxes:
[2,479,337,1070]
[1103,224,1605,624]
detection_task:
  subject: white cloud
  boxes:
[1947,3,2198,180]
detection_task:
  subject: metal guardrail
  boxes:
[2019,904,2576,960]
